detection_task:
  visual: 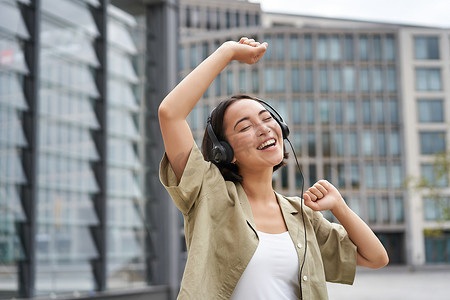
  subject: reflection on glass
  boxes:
[0,2,29,296]
[36,0,101,294]
[107,11,146,290]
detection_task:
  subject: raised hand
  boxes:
[224,37,268,65]
[303,180,346,212]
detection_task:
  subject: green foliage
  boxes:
[405,151,450,222]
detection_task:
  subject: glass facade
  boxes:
[0,1,30,296]
[0,0,150,298]
[107,11,146,289]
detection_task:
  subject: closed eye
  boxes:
[239,125,251,132]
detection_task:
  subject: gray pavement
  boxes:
[326,265,450,300]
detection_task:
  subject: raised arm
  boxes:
[304,180,389,269]
[158,38,267,182]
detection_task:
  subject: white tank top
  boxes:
[230,231,300,300]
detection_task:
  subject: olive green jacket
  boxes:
[160,143,356,299]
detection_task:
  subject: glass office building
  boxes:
[179,0,450,268]
[0,0,159,298]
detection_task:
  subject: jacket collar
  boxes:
[237,184,302,237]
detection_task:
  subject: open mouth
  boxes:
[257,138,276,150]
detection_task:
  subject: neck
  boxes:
[240,168,275,203]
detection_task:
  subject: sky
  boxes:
[250,0,450,28]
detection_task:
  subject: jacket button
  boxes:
[297,243,302,248]
[303,275,308,281]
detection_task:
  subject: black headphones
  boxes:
[206,97,290,165]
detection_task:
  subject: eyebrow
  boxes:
[233,109,269,130]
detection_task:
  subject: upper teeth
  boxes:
[258,139,275,150]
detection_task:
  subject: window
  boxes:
[226,70,233,94]
[418,99,444,123]
[320,99,330,124]
[322,131,331,157]
[332,68,342,92]
[304,67,313,92]
[360,68,369,92]
[346,100,357,124]
[178,46,185,71]
[276,67,285,92]
[375,98,384,124]
[390,99,399,124]
[264,35,273,60]
[391,163,403,188]
[365,162,375,188]
[358,36,369,61]
[319,67,328,92]
[292,99,301,124]
[330,35,341,61]
[276,35,284,61]
[386,67,397,92]
[317,35,328,60]
[378,131,386,156]
[350,164,359,188]
[363,130,374,156]
[303,35,312,60]
[343,67,355,92]
[307,132,316,156]
[384,35,396,61]
[394,197,404,223]
[290,35,300,60]
[362,99,371,124]
[378,163,388,188]
[308,164,317,186]
[239,69,246,92]
[189,44,197,68]
[349,131,358,156]
[337,163,345,187]
[421,164,448,187]
[416,68,442,91]
[381,197,390,223]
[306,99,314,124]
[251,69,259,93]
[373,35,382,60]
[264,67,274,93]
[414,37,439,60]
[291,67,300,92]
[373,67,383,91]
[368,197,377,223]
[335,100,343,124]
[344,35,354,61]
[390,131,401,156]
[334,131,344,156]
[420,132,446,154]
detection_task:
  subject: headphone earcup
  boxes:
[279,120,290,140]
[212,141,234,165]
[220,141,234,164]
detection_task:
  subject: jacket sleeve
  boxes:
[312,210,357,285]
[159,142,221,215]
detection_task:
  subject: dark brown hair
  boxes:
[201,94,289,183]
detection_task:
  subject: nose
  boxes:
[256,122,271,136]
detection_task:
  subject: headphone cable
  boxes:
[285,138,307,298]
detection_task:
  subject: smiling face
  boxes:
[223,99,284,172]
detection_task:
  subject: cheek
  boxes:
[229,132,256,157]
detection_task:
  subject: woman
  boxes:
[158,37,389,299]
